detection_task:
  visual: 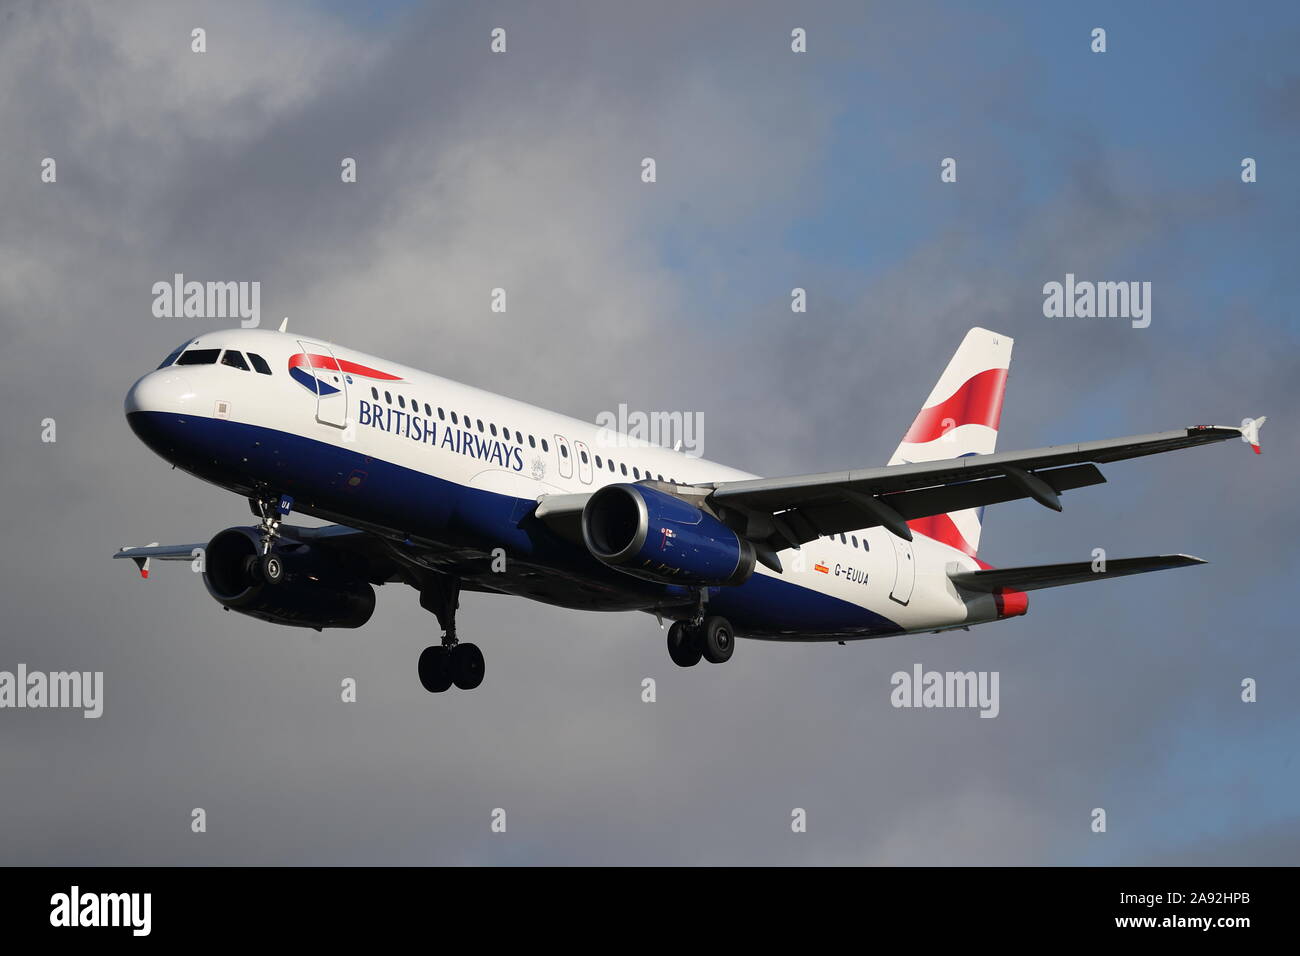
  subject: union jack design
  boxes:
[888,327,1013,558]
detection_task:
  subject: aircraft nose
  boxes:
[124,369,194,416]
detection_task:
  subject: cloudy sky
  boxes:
[1,0,1297,864]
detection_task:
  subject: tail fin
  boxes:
[889,327,1013,557]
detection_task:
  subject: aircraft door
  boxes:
[573,440,593,484]
[890,533,915,605]
[295,339,349,428]
[554,434,574,479]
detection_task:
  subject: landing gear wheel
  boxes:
[450,643,485,690]
[418,645,454,693]
[667,621,702,667]
[260,553,285,584]
[701,616,734,664]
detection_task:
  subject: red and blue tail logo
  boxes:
[888,328,1013,558]
[288,353,402,395]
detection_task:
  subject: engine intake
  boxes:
[582,484,755,586]
[202,527,375,629]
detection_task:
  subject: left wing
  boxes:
[949,554,1206,592]
[705,420,1265,551]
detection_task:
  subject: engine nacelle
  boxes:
[582,484,755,586]
[202,527,375,629]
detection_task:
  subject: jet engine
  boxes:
[201,526,375,629]
[582,484,755,586]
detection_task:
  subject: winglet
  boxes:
[278,316,289,332]
[1242,416,1267,454]
[120,541,160,579]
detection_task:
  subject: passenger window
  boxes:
[398,396,406,409]
[851,535,858,548]
[477,419,484,433]
[541,439,549,452]
[220,350,249,371]
[595,456,603,468]
[385,391,392,404]
[371,387,379,400]
[560,445,569,458]
[176,349,220,365]
[451,412,458,425]
[424,403,431,417]
[247,352,272,375]
[608,460,615,472]
[438,408,445,420]
[515,431,523,444]
[633,467,640,479]
[620,463,628,476]
[528,435,536,448]
[490,424,497,436]
[580,450,588,464]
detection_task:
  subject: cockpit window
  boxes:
[247,353,272,375]
[175,348,221,366]
[156,341,192,369]
[220,350,250,371]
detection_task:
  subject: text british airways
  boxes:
[358,400,525,471]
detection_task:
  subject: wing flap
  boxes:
[709,424,1255,511]
[779,463,1107,544]
[948,554,1206,592]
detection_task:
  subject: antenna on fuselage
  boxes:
[278,317,289,332]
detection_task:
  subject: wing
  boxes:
[949,554,1206,592]
[114,524,390,579]
[113,542,206,578]
[705,421,1265,551]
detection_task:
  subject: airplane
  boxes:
[116,325,1265,693]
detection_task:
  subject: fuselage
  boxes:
[125,328,1011,640]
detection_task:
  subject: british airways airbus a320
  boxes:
[117,325,1265,693]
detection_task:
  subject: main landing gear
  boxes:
[666,615,735,667]
[417,574,485,693]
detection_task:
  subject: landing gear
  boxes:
[417,574,485,693]
[418,645,454,693]
[449,643,484,690]
[260,552,285,584]
[667,621,702,667]
[249,493,293,555]
[666,615,735,667]
[700,616,734,664]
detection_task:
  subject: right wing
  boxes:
[113,542,206,578]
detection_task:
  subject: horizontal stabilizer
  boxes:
[949,554,1206,592]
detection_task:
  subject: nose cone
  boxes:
[124,369,193,416]
[125,369,199,462]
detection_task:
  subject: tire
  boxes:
[260,553,285,584]
[418,645,454,693]
[701,616,735,664]
[667,621,702,667]
[451,643,485,690]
